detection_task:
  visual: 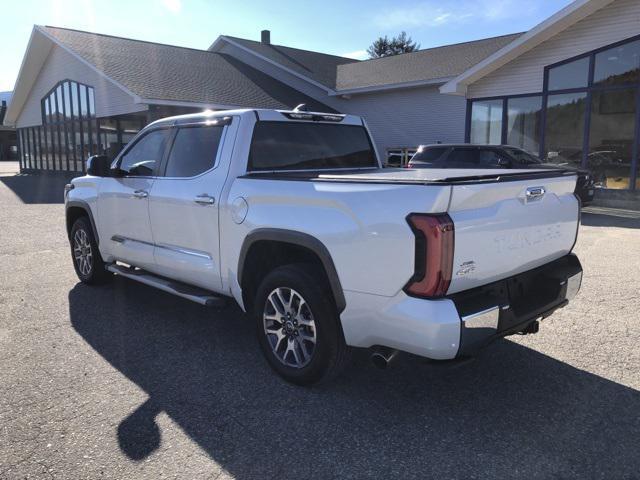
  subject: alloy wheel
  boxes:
[263,287,317,368]
[73,228,93,276]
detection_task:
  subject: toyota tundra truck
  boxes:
[64,108,583,385]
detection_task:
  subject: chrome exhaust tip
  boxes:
[371,347,399,369]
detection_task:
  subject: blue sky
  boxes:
[1,0,573,91]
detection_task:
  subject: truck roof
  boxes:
[148,108,364,128]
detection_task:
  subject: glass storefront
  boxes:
[544,92,587,168]
[467,34,640,191]
[588,88,636,189]
[17,80,145,172]
[507,96,542,155]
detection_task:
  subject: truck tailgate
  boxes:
[446,175,579,294]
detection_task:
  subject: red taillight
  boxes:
[404,213,454,298]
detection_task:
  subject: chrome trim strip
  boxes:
[156,243,213,260]
[111,235,154,247]
[461,306,500,330]
[111,235,212,260]
[565,271,582,301]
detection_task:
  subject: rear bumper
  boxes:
[451,253,582,357]
[340,254,582,360]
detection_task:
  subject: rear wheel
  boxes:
[254,264,351,385]
[70,216,110,284]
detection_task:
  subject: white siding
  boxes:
[468,0,640,98]
[219,42,466,153]
[339,87,466,153]
[16,43,146,128]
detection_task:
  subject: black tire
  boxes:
[69,216,110,285]
[254,264,351,386]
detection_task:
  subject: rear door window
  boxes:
[164,126,224,177]
[248,122,377,171]
[445,148,480,168]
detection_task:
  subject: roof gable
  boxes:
[441,0,615,95]
[37,27,336,112]
[212,36,358,91]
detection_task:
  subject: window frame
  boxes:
[158,124,228,179]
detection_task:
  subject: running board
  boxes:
[106,264,227,308]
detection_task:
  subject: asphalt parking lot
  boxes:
[1,163,639,479]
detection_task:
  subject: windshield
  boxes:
[248,122,378,171]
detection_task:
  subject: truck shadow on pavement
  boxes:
[0,172,75,204]
[68,279,640,479]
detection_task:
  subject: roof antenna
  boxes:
[293,103,308,112]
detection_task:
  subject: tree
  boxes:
[367,31,420,59]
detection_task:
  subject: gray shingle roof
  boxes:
[42,26,336,112]
[222,36,359,89]
[335,33,524,91]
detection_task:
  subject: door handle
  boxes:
[194,194,215,205]
[132,190,148,199]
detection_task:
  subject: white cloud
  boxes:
[372,0,534,29]
[341,50,369,60]
[162,0,182,13]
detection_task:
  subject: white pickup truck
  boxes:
[65,108,583,385]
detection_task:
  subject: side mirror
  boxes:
[86,155,112,177]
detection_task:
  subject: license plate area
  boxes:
[451,254,583,334]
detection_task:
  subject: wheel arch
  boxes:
[237,229,346,314]
[66,201,100,245]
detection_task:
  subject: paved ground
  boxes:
[1,164,639,479]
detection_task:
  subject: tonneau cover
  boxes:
[242,167,576,185]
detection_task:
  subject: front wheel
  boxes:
[69,217,110,284]
[254,264,351,385]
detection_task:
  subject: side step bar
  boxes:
[106,264,227,308]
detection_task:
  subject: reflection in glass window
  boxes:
[63,82,72,118]
[594,39,640,86]
[71,83,79,116]
[88,88,95,116]
[547,56,590,91]
[56,85,64,117]
[544,92,587,166]
[588,89,636,189]
[79,84,88,116]
[470,99,502,144]
[506,96,542,155]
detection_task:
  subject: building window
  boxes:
[547,56,590,91]
[506,96,542,155]
[544,92,587,167]
[588,88,637,189]
[594,39,640,87]
[470,99,502,144]
[36,80,96,171]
